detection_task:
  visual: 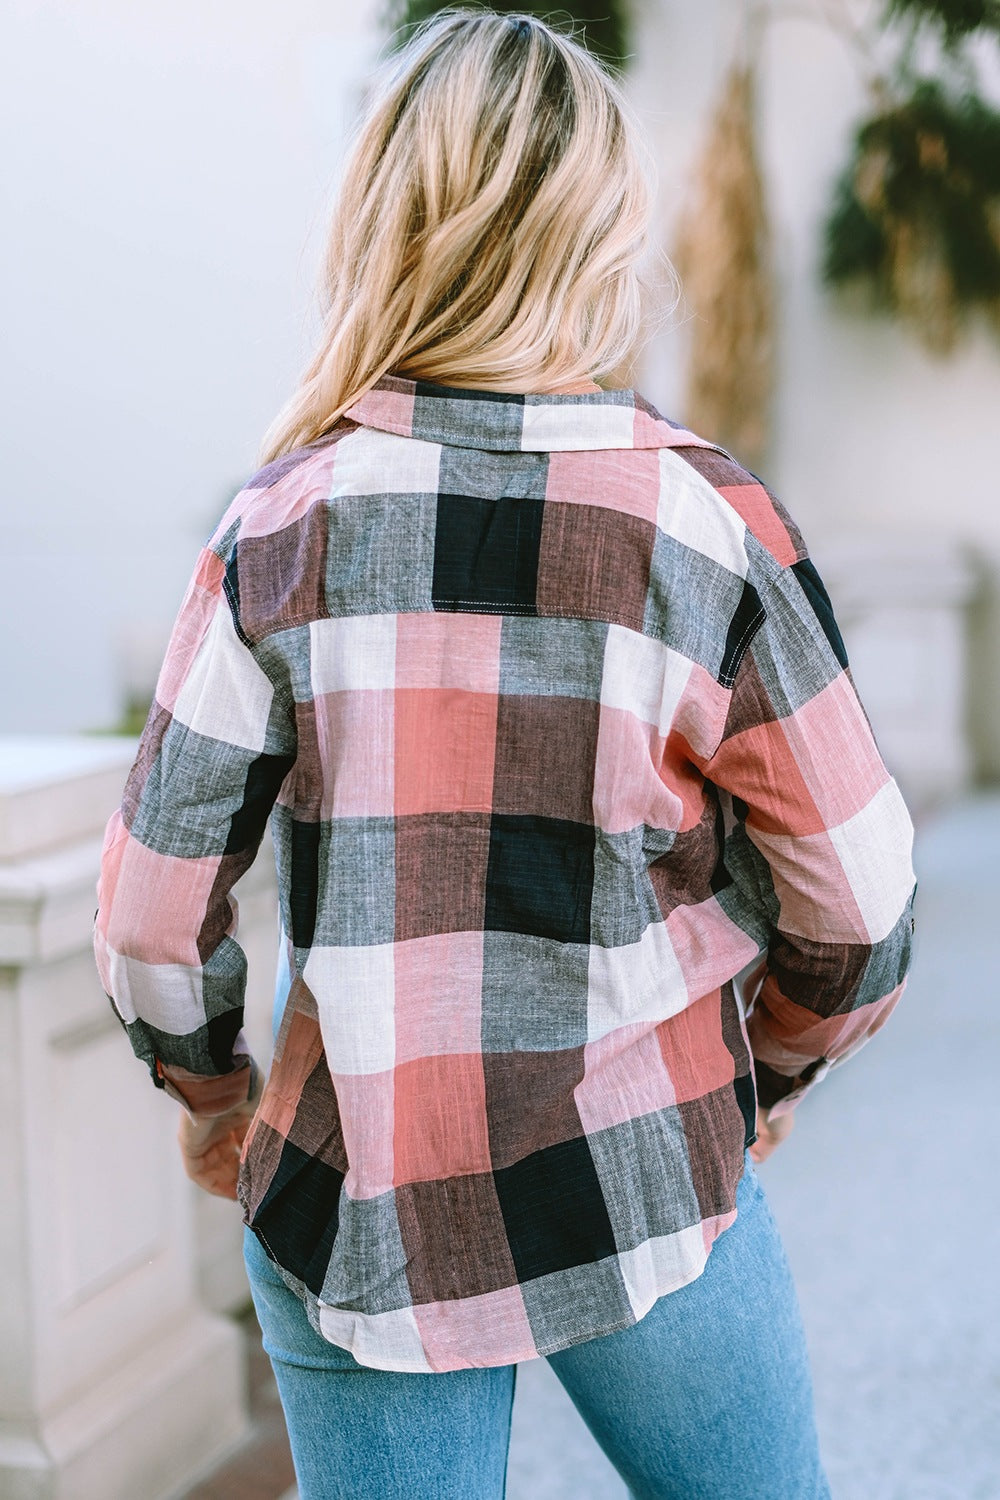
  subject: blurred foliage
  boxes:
[823,82,1000,351]
[386,0,629,74]
[885,0,1000,46]
[114,695,155,737]
[823,2,1000,352]
[87,694,152,737]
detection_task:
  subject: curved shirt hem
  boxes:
[251,1198,743,1374]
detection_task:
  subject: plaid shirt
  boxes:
[95,374,916,1373]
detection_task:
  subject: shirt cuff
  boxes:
[155,1058,261,1117]
[753,1056,831,1119]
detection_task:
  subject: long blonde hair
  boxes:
[258,8,655,466]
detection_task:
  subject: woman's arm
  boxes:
[697,552,917,1121]
[94,540,296,1130]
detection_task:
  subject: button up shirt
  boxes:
[95,374,916,1372]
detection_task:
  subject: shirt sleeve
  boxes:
[697,553,917,1119]
[94,541,297,1117]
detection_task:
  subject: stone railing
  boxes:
[819,537,975,815]
[0,736,278,1500]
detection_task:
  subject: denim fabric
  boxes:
[243,1153,830,1500]
[272,929,290,1043]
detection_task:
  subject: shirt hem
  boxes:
[301,1205,741,1374]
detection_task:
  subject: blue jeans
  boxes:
[243,1154,830,1500]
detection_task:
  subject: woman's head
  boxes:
[259,8,656,463]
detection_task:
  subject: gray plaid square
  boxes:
[498,615,609,699]
[325,493,438,616]
[643,533,746,674]
[310,816,396,946]
[437,445,550,501]
[257,624,312,703]
[128,720,254,859]
[319,1190,414,1315]
[412,387,526,450]
[855,904,915,1010]
[480,930,590,1053]
[587,1108,703,1251]
[741,545,844,716]
[591,828,669,949]
[520,1255,634,1356]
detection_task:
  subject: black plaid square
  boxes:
[493,1135,618,1282]
[432,494,544,613]
[485,814,596,944]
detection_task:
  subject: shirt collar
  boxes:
[344,373,716,454]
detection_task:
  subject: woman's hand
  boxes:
[178,1098,258,1200]
[749,1106,794,1164]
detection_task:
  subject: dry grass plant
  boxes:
[673,59,775,470]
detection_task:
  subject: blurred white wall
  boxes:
[2,0,382,732]
[4,0,1000,774]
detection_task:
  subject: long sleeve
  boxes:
[697,551,916,1118]
[94,541,297,1116]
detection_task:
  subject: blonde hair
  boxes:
[257,8,656,465]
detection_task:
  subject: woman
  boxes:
[95,10,916,1497]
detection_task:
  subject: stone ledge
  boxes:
[1,1311,249,1500]
[0,737,138,862]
